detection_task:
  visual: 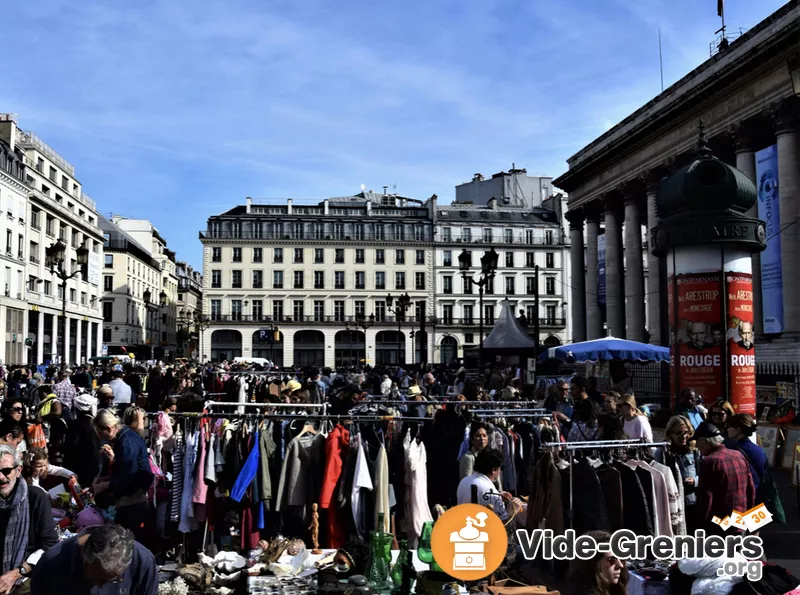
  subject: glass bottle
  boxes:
[377,513,392,565]
[391,539,413,587]
[416,521,443,572]
[365,530,389,589]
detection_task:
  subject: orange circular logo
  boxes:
[431,503,507,581]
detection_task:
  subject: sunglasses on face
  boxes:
[9,407,23,413]
[0,466,17,477]
[711,411,726,417]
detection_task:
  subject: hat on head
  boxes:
[286,380,302,393]
[74,393,97,413]
[407,386,422,397]
[691,421,722,442]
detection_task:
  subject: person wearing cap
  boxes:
[724,414,768,494]
[693,421,755,534]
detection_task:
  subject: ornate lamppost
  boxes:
[386,293,411,366]
[45,240,89,369]
[459,248,498,363]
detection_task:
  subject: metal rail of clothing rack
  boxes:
[541,439,670,529]
[204,400,329,416]
[362,399,545,407]
[146,411,433,422]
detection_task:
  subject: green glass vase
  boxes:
[416,521,443,572]
[365,530,389,589]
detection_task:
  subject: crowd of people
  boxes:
[0,359,786,594]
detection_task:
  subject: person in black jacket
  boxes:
[0,444,58,594]
[63,393,101,488]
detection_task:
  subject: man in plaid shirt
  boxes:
[53,370,77,420]
[694,421,755,535]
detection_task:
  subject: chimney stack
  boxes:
[323,199,330,215]
[488,196,498,211]
[287,198,293,214]
[0,114,18,152]
[245,197,252,214]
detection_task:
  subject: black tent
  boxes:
[482,299,537,357]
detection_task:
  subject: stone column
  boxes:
[51,315,58,363]
[735,123,762,334]
[776,100,800,336]
[584,204,603,339]
[63,316,71,366]
[36,312,44,364]
[84,322,92,363]
[94,322,101,358]
[645,174,663,345]
[75,319,83,364]
[604,197,626,338]
[566,209,587,342]
[623,188,646,342]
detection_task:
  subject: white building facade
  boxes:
[432,198,569,363]
[0,117,30,365]
[111,217,180,360]
[0,115,104,365]
[200,193,436,368]
[99,215,166,359]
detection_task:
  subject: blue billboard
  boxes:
[598,233,606,307]
[755,145,783,334]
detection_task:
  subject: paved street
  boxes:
[760,469,800,577]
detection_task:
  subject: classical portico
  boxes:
[556,2,800,368]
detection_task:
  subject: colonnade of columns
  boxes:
[566,99,799,344]
[32,310,101,364]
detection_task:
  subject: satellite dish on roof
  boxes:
[360,184,367,192]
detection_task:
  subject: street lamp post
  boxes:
[386,293,411,367]
[45,240,89,369]
[459,248,498,364]
[353,313,374,368]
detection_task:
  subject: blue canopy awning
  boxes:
[538,337,670,363]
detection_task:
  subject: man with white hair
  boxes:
[693,422,755,535]
[0,444,58,594]
[31,523,157,594]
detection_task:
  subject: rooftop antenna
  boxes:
[658,28,664,92]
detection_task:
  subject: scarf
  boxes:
[0,478,30,574]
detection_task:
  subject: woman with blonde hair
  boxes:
[657,415,700,532]
[616,394,652,442]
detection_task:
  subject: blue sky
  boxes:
[2,0,786,269]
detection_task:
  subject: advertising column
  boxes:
[651,130,765,412]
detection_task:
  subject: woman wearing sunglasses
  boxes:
[0,399,28,454]
[707,400,735,432]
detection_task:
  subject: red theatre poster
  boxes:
[675,273,724,402]
[726,272,756,414]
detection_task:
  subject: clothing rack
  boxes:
[364,399,542,406]
[147,411,432,422]
[204,400,329,416]
[541,439,670,529]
